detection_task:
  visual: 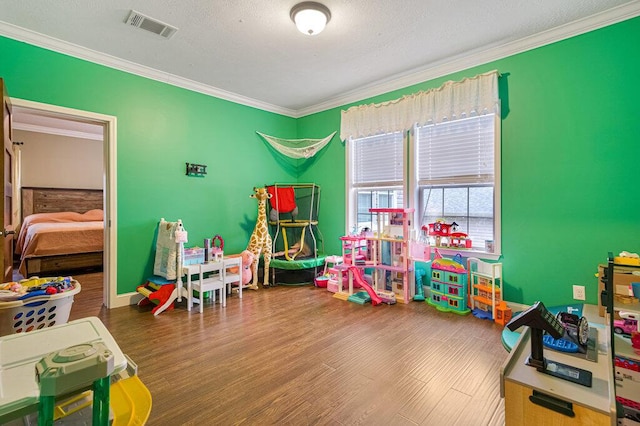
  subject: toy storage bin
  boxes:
[314,275,329,288]
[0,279,81,336]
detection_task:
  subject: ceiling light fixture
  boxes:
[290,2,331,36]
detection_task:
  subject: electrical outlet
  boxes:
[573,285,586,301]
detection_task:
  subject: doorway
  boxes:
[11,98,118,308]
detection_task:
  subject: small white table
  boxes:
[0,317,128,424]
[183,257,242,313]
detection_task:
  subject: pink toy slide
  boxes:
[347,265,383,306]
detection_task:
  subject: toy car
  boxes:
[614,318,638,335]
[556,311,589,346]
[375,290,397,305]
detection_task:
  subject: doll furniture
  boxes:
[337,208,414,304]
[428,251,470,314]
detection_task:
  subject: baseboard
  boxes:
[111,291,144,308]
[505,301,528,312]
[113,286,531,311]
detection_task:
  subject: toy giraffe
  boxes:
[246,187,272,289]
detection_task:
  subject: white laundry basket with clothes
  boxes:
[0,277,81,336]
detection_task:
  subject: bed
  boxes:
[16,187,104,277]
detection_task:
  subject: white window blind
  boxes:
[417,114,495,185]
[352,131,404,187]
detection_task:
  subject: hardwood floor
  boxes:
[69,273,507,425]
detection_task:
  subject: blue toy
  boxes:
[413,267,426,301]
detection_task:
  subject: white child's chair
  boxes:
[191,262,226,313]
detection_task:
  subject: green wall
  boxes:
[0,36,297,293]
[299,16,640,307]
[2,15,639,306]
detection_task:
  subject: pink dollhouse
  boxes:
[335,208,416,304]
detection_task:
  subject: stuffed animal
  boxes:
[225,250,255,287]
[240,249,255,285]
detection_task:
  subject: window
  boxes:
[415,114,500,254]
[342,73,500,256]
[347,131,405,233]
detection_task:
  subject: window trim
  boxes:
[347,115,501,261]
[345,132,408,235]
[409,114,501,260]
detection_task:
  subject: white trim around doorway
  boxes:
[10,98,133,308]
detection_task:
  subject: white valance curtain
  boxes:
[340,70,500,140]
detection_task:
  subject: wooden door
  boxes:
[0,79,14,282]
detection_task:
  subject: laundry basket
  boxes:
[0,278,81,336]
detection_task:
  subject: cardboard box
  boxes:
[615,365,640,404]
[616,358,640,424]
[598,264,640,316]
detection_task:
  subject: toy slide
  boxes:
[346,266,382,306]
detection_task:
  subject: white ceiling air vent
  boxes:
[125,10,178,39]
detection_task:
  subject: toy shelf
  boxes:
[470,270,497,280]
[467,257,503,320]
[613,334,638,360]
[601,252,640,421]
[473,288,502,306]
[614,298,640,313]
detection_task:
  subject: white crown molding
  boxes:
[0,21,298,118]
[1,1,639,120]
[13,122,103,141]
[295,1,640,117]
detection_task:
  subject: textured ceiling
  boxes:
[0,1,639,117]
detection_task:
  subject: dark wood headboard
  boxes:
[21,187,104,219]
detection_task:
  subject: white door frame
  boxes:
[11,98,124,308]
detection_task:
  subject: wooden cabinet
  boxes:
[504,380,612,425]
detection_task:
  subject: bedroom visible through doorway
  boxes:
[10,99,117,309]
